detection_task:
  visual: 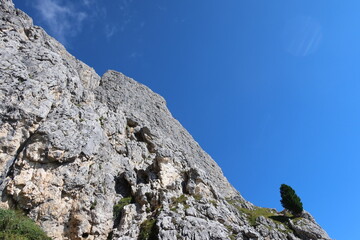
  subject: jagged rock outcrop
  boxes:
[0,0,331,239]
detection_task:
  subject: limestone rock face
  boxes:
[0,1,331,239]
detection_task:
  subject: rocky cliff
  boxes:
[0,1,331,239]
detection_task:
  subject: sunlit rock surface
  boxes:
[0,1,331,239]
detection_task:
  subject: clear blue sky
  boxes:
[13,0,360,239]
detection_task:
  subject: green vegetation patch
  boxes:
[236,207,299,234]
[138,219,158,240]
[90,200,97,210]
[225,197,247,209]
[226,198,299,227]
[113,197,133,220]
[193,194,202,201]
[209,200,218,207]
[172,195,187,205]
[225,225,236,240]
[0,208,51,240]
[238,207,276,226]
[171,195,190,210]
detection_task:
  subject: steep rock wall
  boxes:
[0,1,331,239]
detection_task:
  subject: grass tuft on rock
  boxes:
[237,207,276,226]
[0,208,51,240]
[113,197,133,220]
[171,195,190,210]
[226,198,300,231]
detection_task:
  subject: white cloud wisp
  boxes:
[34,0,87,45]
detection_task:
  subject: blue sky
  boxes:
[13,0,360,239]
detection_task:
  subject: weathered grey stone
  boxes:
[0,0,332,239]
[290,215,331,240]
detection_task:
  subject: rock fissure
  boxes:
[0,120,41,193]
[5,128,39,178]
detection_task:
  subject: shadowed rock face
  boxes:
[0,1,331,239]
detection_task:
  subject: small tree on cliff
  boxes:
[280,184,303,216]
